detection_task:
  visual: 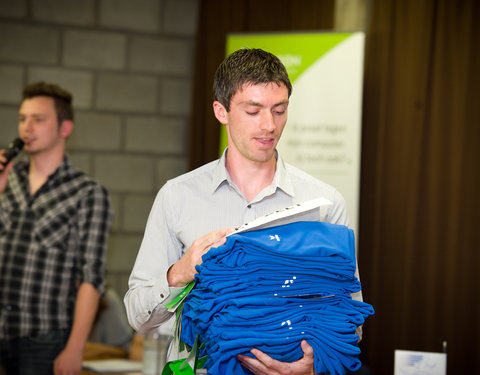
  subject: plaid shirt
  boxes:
[0,157,112,339]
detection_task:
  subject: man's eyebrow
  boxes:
[240,100,263,107]
[240,100,289,107]
[18,112,47,117]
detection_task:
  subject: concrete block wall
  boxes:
[0,0,199,298]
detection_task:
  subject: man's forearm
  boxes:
[64,282,100,352]
[54,282,100,374]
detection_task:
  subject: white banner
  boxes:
[224,32,365,237]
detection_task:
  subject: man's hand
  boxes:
[53,345,83,375]
[237,340,320,375]
[0,150,13,194]
[167,228,234,287]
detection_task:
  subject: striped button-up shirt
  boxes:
[124,150,352,339]
[0,157,112,339]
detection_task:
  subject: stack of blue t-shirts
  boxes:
[181,221,374,375]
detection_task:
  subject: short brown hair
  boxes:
[213,48,292,112]
[22,81,74,123]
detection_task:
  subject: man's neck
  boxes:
[28,150,64,195]
[225,152,277,202]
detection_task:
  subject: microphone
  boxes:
[1,138,25,167]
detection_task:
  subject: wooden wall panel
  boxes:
[360,0,480,373]
[189,1,480,373]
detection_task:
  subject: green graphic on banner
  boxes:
[219,32,352,153]
[227,33,351,83]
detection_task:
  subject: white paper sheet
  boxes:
[232,197,332,235]
[82,359,142,373]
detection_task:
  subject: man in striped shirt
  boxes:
[0,82,113,375]
[125,48,357,375]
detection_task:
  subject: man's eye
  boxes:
[274,110,285,115]
[246,112,259,116]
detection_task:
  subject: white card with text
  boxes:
[394,350,446,375]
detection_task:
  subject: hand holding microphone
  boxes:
[0,138,24,193]
[1,138,25,167]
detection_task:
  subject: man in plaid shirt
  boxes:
[0,82,113,375]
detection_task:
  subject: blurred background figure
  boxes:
[89,287,133,351]
[0,81,113,375]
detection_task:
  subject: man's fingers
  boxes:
[301,339,314,358]
[208,227,234,243]
[0,150,8,169]
[250,348,282,370]
[211,231,231,248]
[238,343,316,375]
[198,228,234,250]
[237,353,271,375]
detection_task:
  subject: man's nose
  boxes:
[260,112,275,132]
[20,118,33,131]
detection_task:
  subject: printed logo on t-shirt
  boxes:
[269,234,281,242]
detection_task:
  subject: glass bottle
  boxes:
[143,329,170,375]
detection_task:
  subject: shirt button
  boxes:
[148,310,152,314]
[160,294,164,298]
[247,204,251,208]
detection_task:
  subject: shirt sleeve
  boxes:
[325,189,350,227]
[124,183,186,333]
[325,188,363,301]
[77,183,113,295]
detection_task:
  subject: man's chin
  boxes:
[24,146,39,155]
[251,151,276,164]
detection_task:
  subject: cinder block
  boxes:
[28,67,93,109]
[0,64,24,104]
[130,36,192,75]
[63,30,126,70]
[69,112,122,151]
[67,151,92,175]
[0,0,27,18]
[106,272,131,300]
[108,192,121,232]
[107,233,143,271]
[122,194,155,232]
[125,115,187,154]
[99,0,160,33]
[31,0,95,26]
[0,23,59,64]
[160,78,191,115]
[0,106,20,148]
[93,154,155,193]
[155,156,187,188]
[96,74,157,113]
[106,273,130,300]
[163,0,199,36]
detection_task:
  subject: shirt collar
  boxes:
[211,148,230,194]
[211,148,295,198]
[275,152,295,197]
[54,155,73,177]
[15,154,72,181]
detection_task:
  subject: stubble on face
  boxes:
[225,82,289,165]
[18,97,63,155]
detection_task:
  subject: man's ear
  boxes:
[60,120,74,139]
[213,101,228,125]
